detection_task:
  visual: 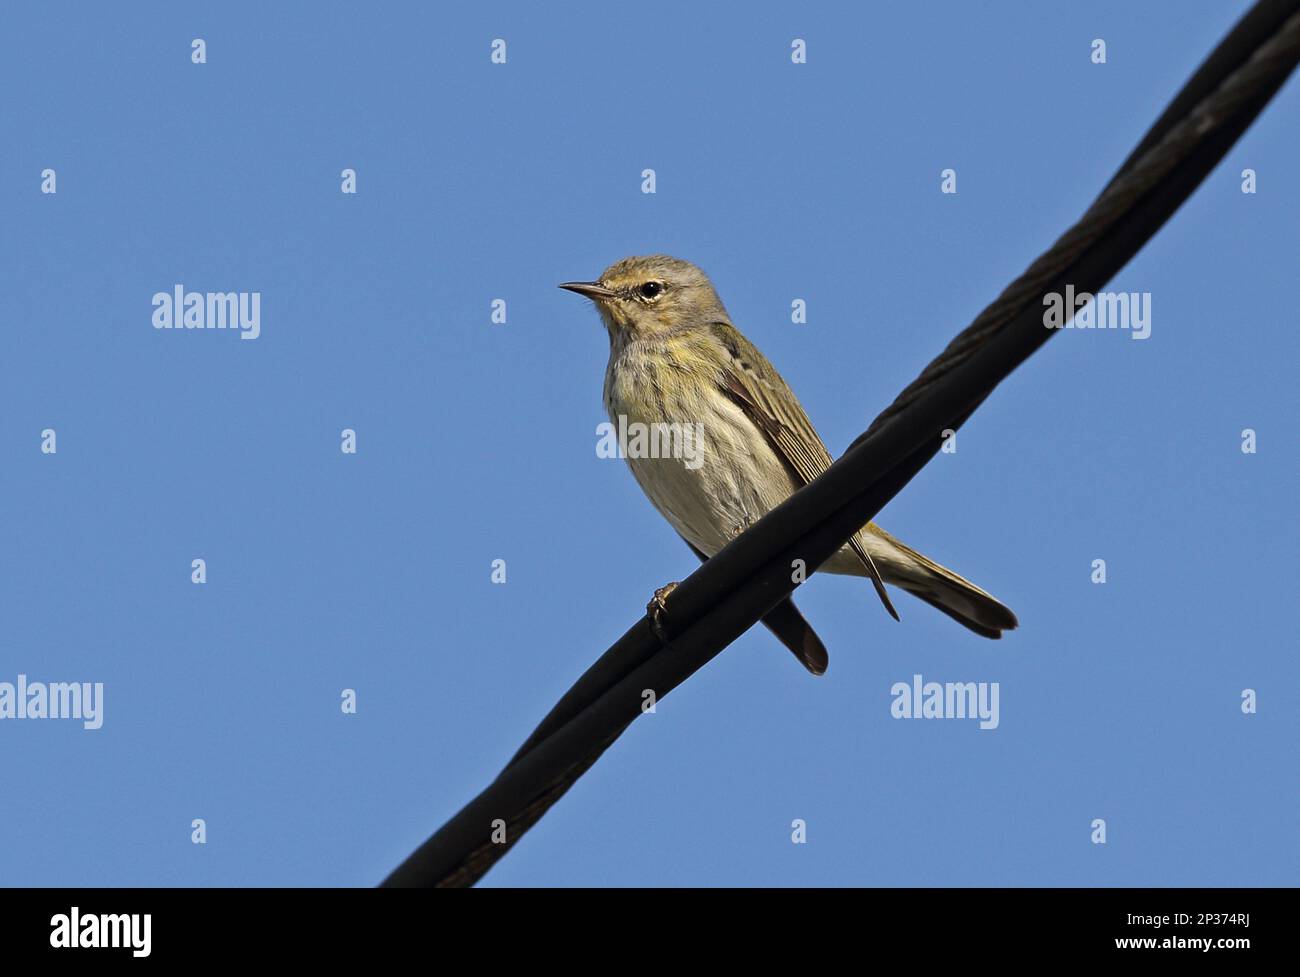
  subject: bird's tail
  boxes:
[869,527,1018,639]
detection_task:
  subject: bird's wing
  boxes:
[704,321,900,621]
[681,538,828,675]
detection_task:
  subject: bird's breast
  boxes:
[604,342,801,557]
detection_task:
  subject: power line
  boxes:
[381,0,1300,888]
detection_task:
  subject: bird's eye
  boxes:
[639,281,663,299]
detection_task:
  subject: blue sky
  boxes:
[1,1,1296,887]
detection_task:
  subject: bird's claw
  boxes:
[647,581,680,644]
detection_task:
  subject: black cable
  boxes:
[381,0,1300,888]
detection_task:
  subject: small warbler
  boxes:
[561,255,1017,675]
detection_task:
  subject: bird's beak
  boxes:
[558,281,616,301]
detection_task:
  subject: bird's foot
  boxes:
[729,517,753,540]
[647,581,680,644]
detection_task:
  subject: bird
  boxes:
[560,255,1017,675]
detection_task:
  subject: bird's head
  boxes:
[560,255,729,342]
